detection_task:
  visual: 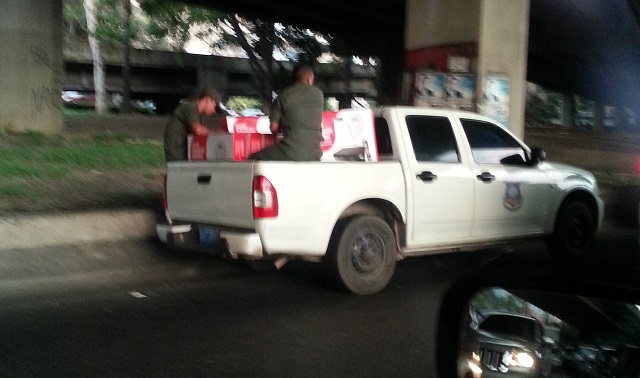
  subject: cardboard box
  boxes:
[188,109,378,162]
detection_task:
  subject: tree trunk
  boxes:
[120,0,132,114]
[83,0,108,114]
[227,15,274,114]
[261,23,275,114]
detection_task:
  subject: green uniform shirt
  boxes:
[164,101,200,162]
[253,83,324,161]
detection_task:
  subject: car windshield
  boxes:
[479,314,541,343]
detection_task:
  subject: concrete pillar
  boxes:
[561,93,575,128]
[476,0,529,139]
[404,0,529,139]
[0,0,63,133]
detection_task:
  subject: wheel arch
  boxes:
[553,189,600,231]
[325,198,403,258]
[338,198,404,224]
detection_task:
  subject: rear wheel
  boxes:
[327,216,397,295]
[547,201,595,262]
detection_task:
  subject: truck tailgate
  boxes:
[166,161,254,228]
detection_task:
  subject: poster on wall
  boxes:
[447,56,471,73]
[480,73,510,127]
[445,73,476,111]
[413,71,446,108]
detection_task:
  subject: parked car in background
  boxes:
[61,90,95,107]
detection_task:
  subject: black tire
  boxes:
[327,215,397,295]
[547,201,595,261]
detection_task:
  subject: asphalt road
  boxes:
[0,238,465,377]
[0,223,638,378]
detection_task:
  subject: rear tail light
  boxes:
[162,174,172,224]
[252,175,278,218]
[162,174,168,210]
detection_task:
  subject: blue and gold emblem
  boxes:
[503,182,523,211]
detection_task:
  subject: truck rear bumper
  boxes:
[156,223,192,243]
[156,223,263,258]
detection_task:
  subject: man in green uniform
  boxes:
[164,87,220,162]
[250,63,324,161]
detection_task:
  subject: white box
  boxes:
[320,109,378,162]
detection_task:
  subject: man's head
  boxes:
[293,63,315,85]
[196,86,220,116]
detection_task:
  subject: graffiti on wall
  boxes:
[30,44,62,114]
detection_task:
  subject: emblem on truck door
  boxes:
[503,182,523,211]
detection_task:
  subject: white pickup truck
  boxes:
[157,106,604,295]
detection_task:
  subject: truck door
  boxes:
[460,118,550,238]
[404,114,475,246]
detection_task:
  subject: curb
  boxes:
[0,209,157,251]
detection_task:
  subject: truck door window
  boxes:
[460,119,527,165]
[405,116,460,163]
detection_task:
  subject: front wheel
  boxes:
[326,216,397,295]
[547,201,595,262]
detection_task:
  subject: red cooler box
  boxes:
[188,109,377,162]
[188,116,275,161]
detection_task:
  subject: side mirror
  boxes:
[500,153,527,166]
[436,252,640,378]
[455,287,640,378]
[530,147,546,165]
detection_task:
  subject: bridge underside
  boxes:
[185,0,640,108]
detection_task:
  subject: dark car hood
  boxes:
[475,329,540,350]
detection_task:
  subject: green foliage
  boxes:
[63,0,87,40]
[94,0,141,45]
[138,0,224,51]
[226,97,262,113]
[525,86,562,124]
[64,0,136,45]
[470,288,528,314]
[62,0,365,109]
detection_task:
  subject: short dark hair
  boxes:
[293,63,314,81]
[197,86,221,103]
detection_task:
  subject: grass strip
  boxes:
[0,132,163,179]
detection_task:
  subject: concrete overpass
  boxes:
[63,42,378,114]
[4,0,640,137]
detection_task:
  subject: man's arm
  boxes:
[191,122,209,136]
[269,95,283,134]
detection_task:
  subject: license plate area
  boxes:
[198,226,219,247]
